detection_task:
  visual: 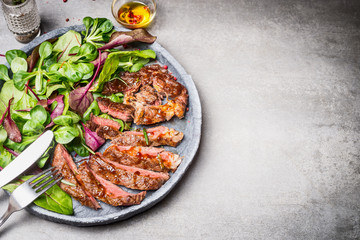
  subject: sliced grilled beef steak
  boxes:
[97,97,134,122]
[111,126,184,147]
[52,144,101,209]
[77,162,146,206]
[102,71,142,95]
[173,88,188,118]
[134,85,162,105]
[91,114,122,130]
[103,145,182,172]
[95,125,121,140]
[89,153,170,190]
[85,114,122,140]
[131,98,186,125]
[152,75,185,99]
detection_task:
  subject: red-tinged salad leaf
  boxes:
[69,82,94,116]
[0,98,21,143]
[90,51,109,67]
[98,29,156,51]
[69,52,101,115]
[46,95,65,128]
[82,123,105,151]
[3,145,19,157]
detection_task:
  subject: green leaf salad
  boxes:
[0,16,157,215]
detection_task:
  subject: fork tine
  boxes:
[33,173,61,193]
[31,168,58,186]
[36,176,63,197]
[25,167,55,184]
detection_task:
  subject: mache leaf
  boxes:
[5,49,27,66]
[0,65,10,82]
[53,30,82,63]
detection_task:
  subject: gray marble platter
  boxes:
[11,25,202,226]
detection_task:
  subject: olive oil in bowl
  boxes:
[112,0,156,29]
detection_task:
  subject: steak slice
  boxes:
[85,114,121,140]
[91,114,122,130]
[152,74,185,99]
[134,85,162,105]
[101,76,140,96]
[131,99,184,125]
[103,145,182,172]
[97,97,134,122]
[51,144,101,209]
[111,126,184,147]
[89,153,170,190]
[77,162,146,206]
[173,88,188,118]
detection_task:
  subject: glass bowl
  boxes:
[111,0,156,29]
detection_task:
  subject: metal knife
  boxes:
[0,130,54,188]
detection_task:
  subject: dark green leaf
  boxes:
[30,105,48,125]
[4,134,40,153]
[45,84,66,98]
[5,49,27,66]
[53,115,74,126]
[39,41,53,59]
[53,30,82,63]
[91,50,155,92]
[22,119,44,136]
[13,70,35,90]
[37,141,55,168]
[0,127,8,145]
[54,126,79,144]
[0,65,11,82]
[10,57,28,73]
[82,100,100,122]
[0,147,13,168]
[35,183,73,215]
[71,43,98,62]
[67,137,89,157]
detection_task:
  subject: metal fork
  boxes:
[0,167,62,227]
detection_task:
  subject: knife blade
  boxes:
[0,130,54,188]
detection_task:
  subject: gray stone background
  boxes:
[1,0,360,239]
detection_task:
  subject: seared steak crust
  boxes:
[131,98,186,125]
[85,114,122,140]
[111,126,183,147]
[89,153,170,190]
[101,64,188,125]
[134,85,162,105]
[91,114,122,130]
[103,145,182,172]
[102,71,142,96]
[77,162,146,206]
[52,144,101,209]
[97,97,134,122]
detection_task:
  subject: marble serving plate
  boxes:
[13,25,202,226]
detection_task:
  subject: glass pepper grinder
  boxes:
[1,0,41,43]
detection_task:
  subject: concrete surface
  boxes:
[1,0,360,239]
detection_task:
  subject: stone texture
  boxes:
[1,0,360,239]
